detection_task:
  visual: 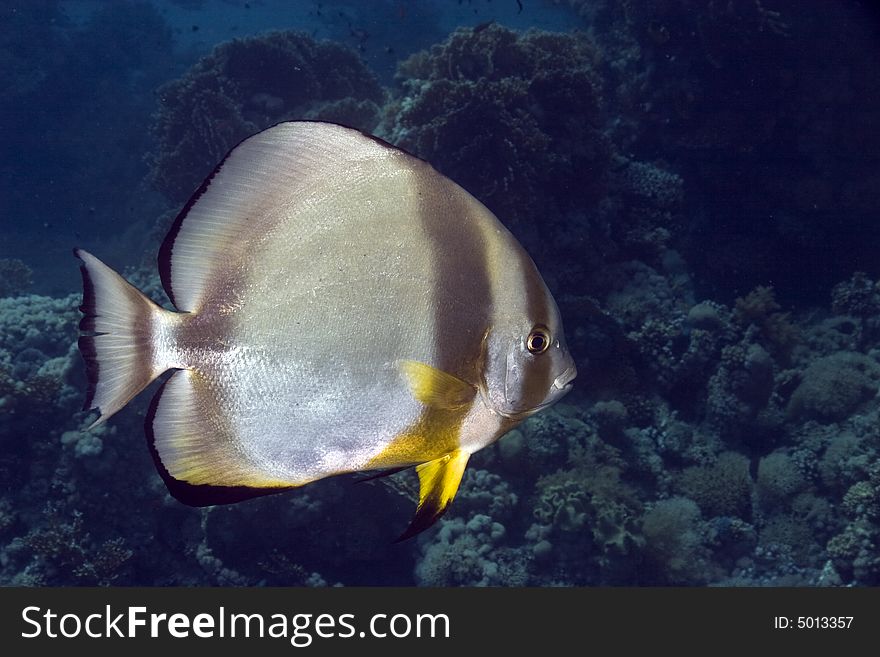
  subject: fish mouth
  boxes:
[494,389,570,420]
[552,364,577,391]
[495,402,551,421]
[487,362,578,420]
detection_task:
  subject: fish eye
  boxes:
[527,326,551,354]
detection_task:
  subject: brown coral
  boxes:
[676,451,753,519]
[787,352,880,423]
[24,504,133,586]
[148,31,384,204]
[733,285,800,361]
[385,24,610,235]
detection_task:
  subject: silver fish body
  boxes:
[75,121,575,537]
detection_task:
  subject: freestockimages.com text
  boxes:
[21,605,450,646]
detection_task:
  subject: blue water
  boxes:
[2,0,880,586]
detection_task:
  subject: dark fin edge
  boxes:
[158,161,224,310]
[145,376,292,507]
[74,248,99,411]
[394,490,452,543]
[353,465,412,484]
[77,336,99,412]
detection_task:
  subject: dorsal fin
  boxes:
[159,121,407,312]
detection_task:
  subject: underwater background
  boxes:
[2,0,880,586]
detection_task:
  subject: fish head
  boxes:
[482,294,577,420]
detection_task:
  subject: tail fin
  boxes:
[74,248,181,428]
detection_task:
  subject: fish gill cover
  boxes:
[1,0,880,586]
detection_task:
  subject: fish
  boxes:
[74,121,576,540]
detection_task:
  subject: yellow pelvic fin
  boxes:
[398,359,476,410]
[395,449,470,542]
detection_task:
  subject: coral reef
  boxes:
[0,293,146,586]
[5,5,880,589]
[640,497,713,584]
[826,463,880,583]
[0,258,33,297]
[676,452,753,520]
[415,515,525,587]
[23,504,133,585]
[787,352,880,423]
[831,272,880,319]
[705,338,778,442]
[383,23,610,247]
[0,295,81,459]
[586,0,880,301]
[148,30,385,204]
[733,286,800,362]
[756,451,808,508]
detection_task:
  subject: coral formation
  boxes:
[641,497,712,584]
[676,452,753,519]
[148,30,384,203]
[415,515,524,586]
[0,259,33,297]
[383,23,610,244]
[588,0,880,301]
[756,451,808,508]
[831,272,880,318]
[733,286,800,359]
[787,352,880,423]
[22,504,133,585]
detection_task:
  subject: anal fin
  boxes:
[147,369,294,506]
[395,449,470,542]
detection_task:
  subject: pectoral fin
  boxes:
[398,359,476,409]
[395,449,470,542]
